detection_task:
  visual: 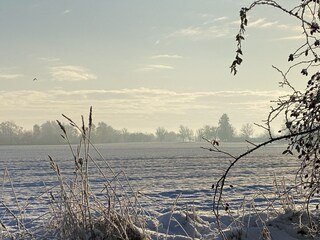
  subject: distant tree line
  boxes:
[157,114,265,142]
[0,113,268,145]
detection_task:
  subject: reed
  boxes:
[47,107,148,239]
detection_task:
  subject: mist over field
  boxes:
[0,113,268,145]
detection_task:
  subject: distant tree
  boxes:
[196,128,205,142]
[95,122,120,143]
[0,121,23,144]
[178,125,194,142]
[32,124,41,143]
[88,123,96,141]
[240,123,254,139]
[120,128,129,142]
[197,125,217,141]
[217,114,234,141]
[155,127,168,142]
[164,131,179,142]
[40,121,62,145]
[64,124,80,143]
[20,130,33,144]
[126,132,155,142]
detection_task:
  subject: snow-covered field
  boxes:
[0,142,315,239]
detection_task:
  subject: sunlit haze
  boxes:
[0,0,306,134]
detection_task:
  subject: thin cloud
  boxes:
[0,88,290,131]
[231,17,304,41]
[0,88,290,114]
[256,20,302,35]
[248,18,278,28]
[213,16,228,22]
[39,57,60,62]
[261,21,278,28]
[62,10,70,14]
[150,54,182,59]
[50,65,97,81]
[248,18,266,27]
[278,35,305,41]
[0,88,288,119]
[172,26,229,40]
[169,14,237,41]
[200,14,228,24]
[277,24,291,29]
[0,74,23,80]
[174,26,202,37]
[136,64,174,72]
[232,17,297,31]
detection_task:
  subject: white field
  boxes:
[0,142,316,239]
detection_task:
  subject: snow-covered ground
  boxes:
[0,142,317,239]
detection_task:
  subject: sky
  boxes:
[0,0,308,135]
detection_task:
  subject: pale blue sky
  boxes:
[0,0,306,134]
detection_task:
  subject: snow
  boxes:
[0,142,318,239]
[141,208,314,239]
